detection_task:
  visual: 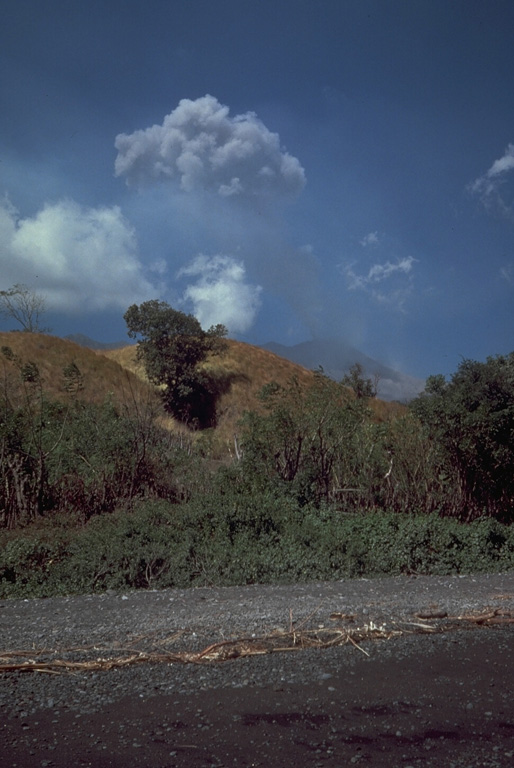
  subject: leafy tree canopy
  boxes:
[341,362,377,399]
[411,353,514,521]
[124,300,227,426]
[239,371,369,505]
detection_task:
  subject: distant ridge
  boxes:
[64,333,130,351]
[63,333,423,401]
[262,339,425,402]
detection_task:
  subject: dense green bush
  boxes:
[1,496,513,599]
[0,533,72,598]
[411,353,514,522]
[0,378,183,527]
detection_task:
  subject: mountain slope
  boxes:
[60,333,424,403]
[64,333,129,350]
[101,339,318,447]
[101,339,406,450]
[263,339,425,402]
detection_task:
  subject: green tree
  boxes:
[341,362,378,399]
[411,353,514,522]
[124,300,227,426]
[0,348,54,526]
[238,372,370,505]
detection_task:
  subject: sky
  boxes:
[1,0,513,380]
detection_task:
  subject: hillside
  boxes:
[0,331,159,412]
[101,339,318,448]
[64,333,128,351]
[0,332,405,455]
[264,339,425,402]
[101,339,405,445]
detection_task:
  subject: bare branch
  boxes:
[0,283,50,333]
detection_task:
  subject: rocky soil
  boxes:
[1,572,514,767]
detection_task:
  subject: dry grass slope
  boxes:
[101,339,405,449]
[0,331,159,412]
[203,340,406,429]
[0,332,405,456]
[101,339,317,451]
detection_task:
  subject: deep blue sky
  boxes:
[1,0,513,379]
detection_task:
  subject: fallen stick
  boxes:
[1,605,509,675]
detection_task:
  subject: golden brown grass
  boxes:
[1,333,405,456]
[101,339,318,451]
[203,339,405,429]
[99,344,146,378]
[0,331,159,412]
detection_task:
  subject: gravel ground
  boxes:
[1,572,514,767]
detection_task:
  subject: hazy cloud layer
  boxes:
[500,263,513,283]
[179,254,262,333]
[114,95,306,199]
[469,143,514,217]
[0,198,157,312]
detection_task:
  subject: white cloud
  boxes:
[488,144,514,177]
[178,254,262,333]
[342,256,416,311]
[360,231,379,247]
[367,256,415,282]
[469,143,514,217]
[114,95,306,200]
[0,197,158,312]
[345,256,415,288]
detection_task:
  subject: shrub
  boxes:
[0,534,70,598]
[1,497,512,599]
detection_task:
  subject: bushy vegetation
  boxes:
[0,330,513,599]
[411,353,514,522]
[1,500,513,598]
[0,346,185,528]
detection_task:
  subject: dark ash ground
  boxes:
[1,573,513,767]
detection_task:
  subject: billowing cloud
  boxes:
[469,143,514,217]
[114,95,306,199]
[0,197,158,312]
[114,95,319,336]
[178,254,262,333]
